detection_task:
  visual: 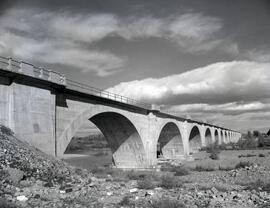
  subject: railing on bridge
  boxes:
[0,55,151,109]
[66,79,151,109]
[0,56,66,85]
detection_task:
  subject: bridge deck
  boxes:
[0,55,238,133]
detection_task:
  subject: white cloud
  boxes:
[50,13,119,43]
[108,61,270,103]
[0,6,239,76]
[0,8,126,76]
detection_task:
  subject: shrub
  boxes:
[238,154,256,158]
[0,169,9,181]
[159,175,182,189]
[118,195,134,207]
[126,170,148,180]
[241,179,270,193]
[209,151,220,160]
[235,161,253,169]
[236,132,257,149]
[206,141,220,160]
[172,166,189,176]
[137,176,157,189]
[160,164,189,176]
[193,164,215,172]
[0,125,14,136]
[151,198,186,208]
[0,198,17,208]
[218,165,234,171]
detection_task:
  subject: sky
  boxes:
[0,0,270,132]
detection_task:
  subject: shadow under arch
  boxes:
[157,122,183,159]
[220,131,224,143]
[89,112,147,168]
[224,131,229,143]
[189,125,203,153]
[214,129,219,143]
[205,128,212,146]
[59,106,147,168]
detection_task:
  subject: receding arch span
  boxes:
[189,125,202,153]
[157,122,183,159]
[205,128,212,146]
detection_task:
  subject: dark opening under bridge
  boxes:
[0,56,241,168]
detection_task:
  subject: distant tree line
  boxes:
[237,130,270,149]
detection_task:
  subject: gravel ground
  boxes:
[1,126,270,208]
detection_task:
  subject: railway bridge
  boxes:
[0,56,241,168]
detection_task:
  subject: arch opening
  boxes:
[220,131,224,144]
[205,128,212,146]
[64,112,147,169]
[214,129,218,143]
[224,132,229,143]
[189,125,202,153]
[157,122,183,159]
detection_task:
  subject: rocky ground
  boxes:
[1,126,270,208]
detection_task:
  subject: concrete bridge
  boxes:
[0,56,241,168]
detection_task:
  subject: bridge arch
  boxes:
[205,127,212,146]
[224,131,229,143]
[188,124,203,153]
[213,129,219,143]
[57,105,147,168]
[220,131,224,144]
[157,122,183,159]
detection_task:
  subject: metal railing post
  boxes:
[19,61,23,73]
[7,57,12,70]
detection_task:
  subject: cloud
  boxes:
[1,6,236,59]
[50,13,119,43]
[246,49,270,63]
[0,8,126,76]
[108,61,270,104]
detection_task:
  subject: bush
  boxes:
[241,179,270,193]
[151,198,186,208]
[209,151,220,160]
[172,166,189,176]
[259,153,265,157]
[206,141,220,160]
[193,164,215,172]
[236,132,257,149]
[126,170,148,180]
[137,176,157,189]
[0,198,17,208]
[160,164,189,176]
[0,169,9,181]
[159,175,182,189]
[218,165,234,171]
[118,195,134,207]
[235,161,253,169]
[238,154,256,158]
[0,125,14,136]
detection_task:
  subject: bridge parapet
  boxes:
[0,56,66,85]
[66,79,151,109]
